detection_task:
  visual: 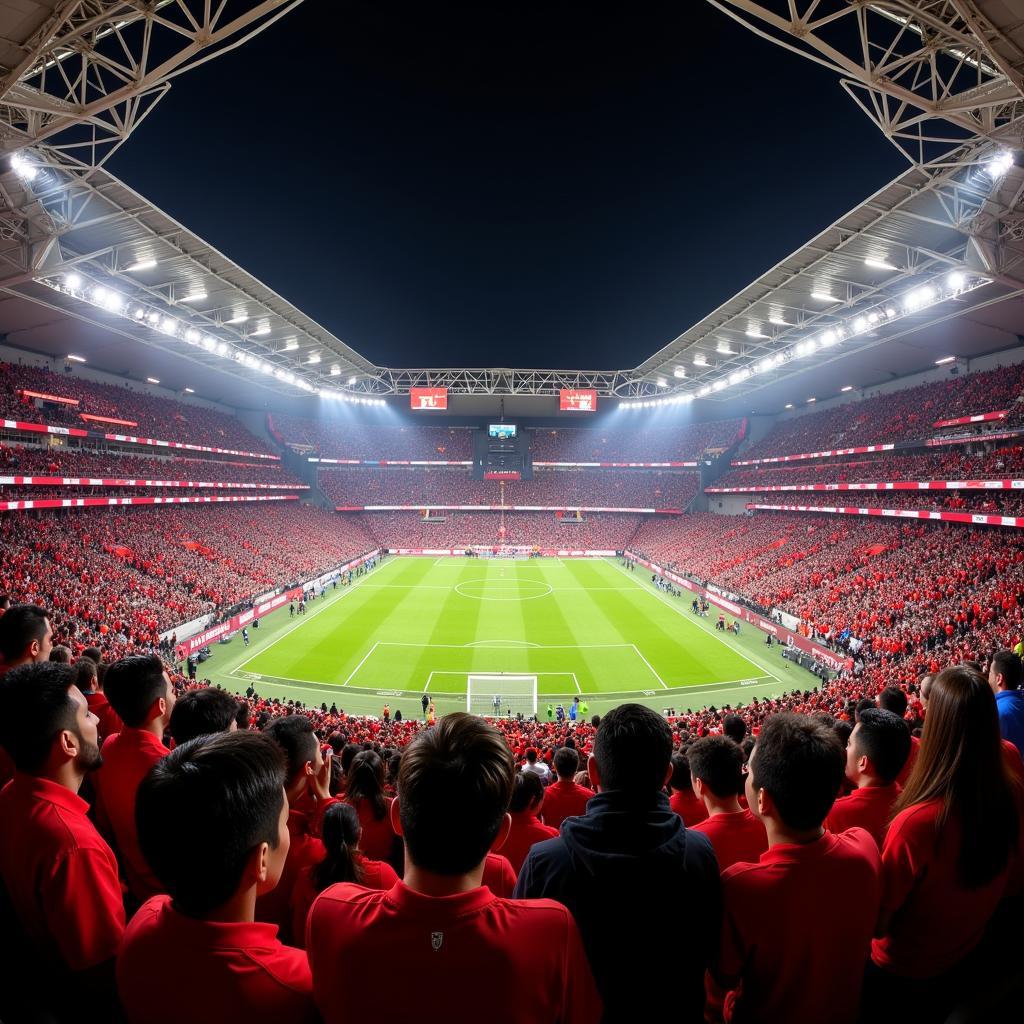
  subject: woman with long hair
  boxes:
[290,802,398,948]
[344,750,397,863]
[866,665,1022,1022]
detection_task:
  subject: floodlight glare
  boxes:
[716,341,732,354]
[65,273,82,290]
[947,271,965,290]
[11,154,37,180]
[693,354,708,366]
[986,151,1014,179]
[185,329,201,344]
[820,330,837,348]
[127,259,157,272]
[810,291,836,302]
[864,257,897,271]
[673,366,686,378]
[181,291,207,303]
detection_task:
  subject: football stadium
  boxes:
[1,3,1023,1023]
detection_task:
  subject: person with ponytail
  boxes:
[344,750,397,863]
[290,803,398,948]
[866,664,1023,1022]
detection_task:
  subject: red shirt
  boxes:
[895,734,919,787]
[0,773,125,971]
[692,809,768,871]
[717,829,881,1024]
[501,811,559,873]
[93,727,168,900]
[872,800,1012,978]
[85,691,123,742]
[117,895,316,1024]
[670,789,709,826]
[255,795,335,940]
[541,779,595,829]
[290,854,399,948]
[346,795,396,861]
[1003,739,1024,784]
[826,783,901,848]
[483,852,518,897]
[307,881,602,1024]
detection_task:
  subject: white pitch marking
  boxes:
[630,644,668,690]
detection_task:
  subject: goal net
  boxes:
[467,674,538,718]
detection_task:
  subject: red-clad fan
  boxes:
[687,736,767,871]
[826,708,910,847]
[877,688,919,786]
[0,604,54,789]
[668,750,709,825]
[74,658,124,743]
[541,745,594,828]
[289,802,398,948]
[92,654,175,901]
[253,715,335,942]
[307,712,601,1024]
[482,851,518,896]
[343,749,398,862]
[0,661,125,1020]
[709,714,882,1024]
[117,731,316,1024]
[866,666,1024,1023]
[500,770,559,873]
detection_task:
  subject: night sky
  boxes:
[108,2,907,371]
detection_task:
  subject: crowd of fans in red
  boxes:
[0,362,273,453]
[321,466,700,509]
[274,414,744,462]
[713,443,1024,490]
[358,511,644,550]
[0,505,376,653]
[740,361,1024,460]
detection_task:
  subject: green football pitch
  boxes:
[198,556,816,718]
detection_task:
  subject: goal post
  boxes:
[467,674,538,718]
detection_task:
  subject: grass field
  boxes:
[198,556,816,718]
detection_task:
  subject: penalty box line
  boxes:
[424,670,582,694]
[343,640,663,693]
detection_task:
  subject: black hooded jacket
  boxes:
[514,789,721,1023]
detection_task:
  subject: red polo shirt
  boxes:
[84,691,123,742]
[307,881,602,1024]
[895,734,919,787]
[0,773,125,971]
[117,895,316,1024]
[541,779,595,829]
[483,852,518,897]
[289,854,399,948]
[345,795,396,861]
[501,811,559,873]
[255,795,335,941]
[692,809,768,871]
[716,829,881,1024]
[872,800,1011,978]
[93,727,168,900]
[826,782,901,848]
[670,789,709,826]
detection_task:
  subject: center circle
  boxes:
[455,579,554,602]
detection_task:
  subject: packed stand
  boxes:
[0,361,274,453]
[740,362,1024,460]
[321,466,700,509]
[0,504,376,654]
[360,511,643,550]
[270,416,474,460]
[712,444,1024,490]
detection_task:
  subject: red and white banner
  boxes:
[0,475,309,490]
[18,389,78,406]
[732,443,896,466]
[80,414,138,427]
[485,471,521,480]
[0,494,298,514]
[926,429,1024,448]
[933,410,1008,428]
[410,387,448,411]
[340,504,682,514]
[746,502,1024,529]
[559,388,597,412]
[707,479,1024,494]
[623,551,853,672]
[1,418,280,461]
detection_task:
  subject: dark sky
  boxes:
[108,1,906,370]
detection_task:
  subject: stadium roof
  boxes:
[0,1,1023,414]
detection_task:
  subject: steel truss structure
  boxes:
[0,1,1022,401]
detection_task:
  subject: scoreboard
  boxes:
[472,423,532,481]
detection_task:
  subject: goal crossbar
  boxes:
[467,673,538,716]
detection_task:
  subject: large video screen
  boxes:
[488,423,517,439]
